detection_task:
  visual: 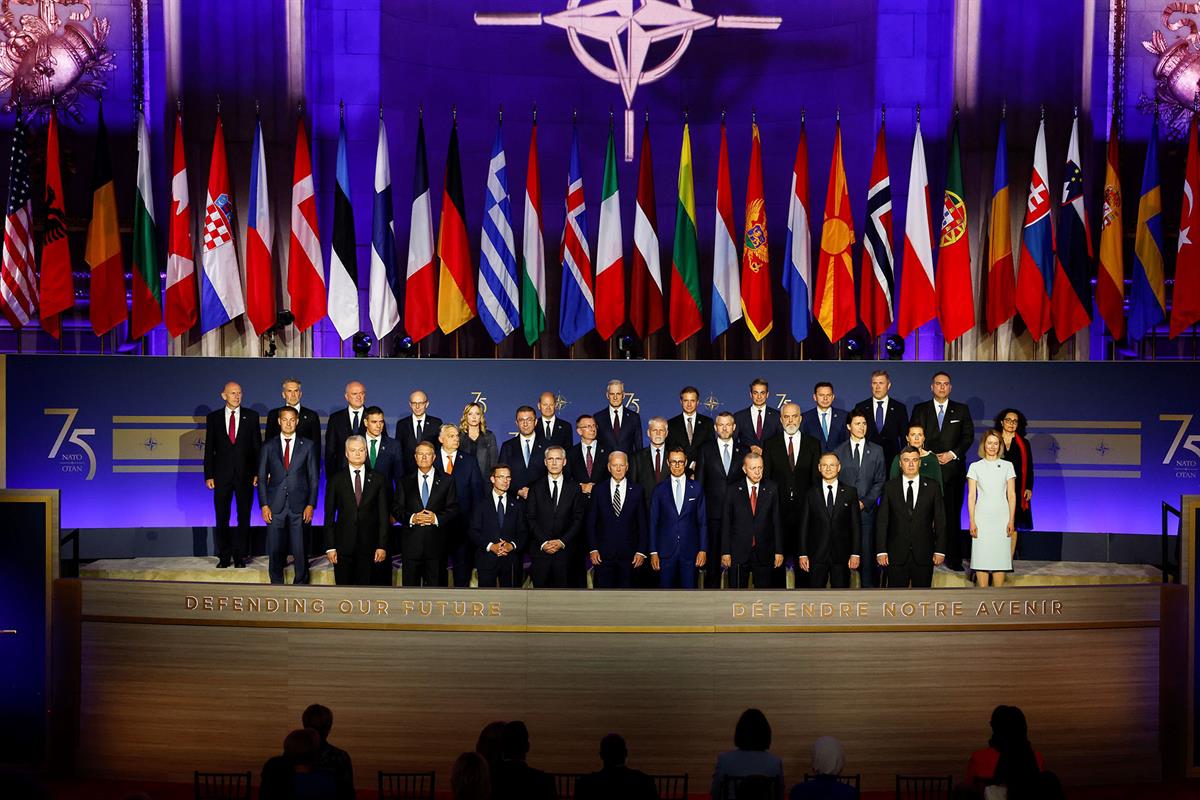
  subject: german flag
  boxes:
[86,104,126,337]
[437,118,476,334]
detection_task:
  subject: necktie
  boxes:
[228,410,236,443]
[613,483,622,515]
[283,438,292,471]
[524,439,531,467]
[369,438,377,468]
[821,412,829,439]
[551,479,559,508]
[674,479,683,514]
[876,400,884,432]
[421,473,430,508]
[854,442,861,467]
[497,496,505,527]
[787,435,795,469]
[906,479,915,511]
[613,410,621,437]
[546,421,552,439]
[722,442,731,474]
[756,409,763,440]
[352,410,360,433]
[827,484,834,514]
[416,418,423,439]
[750,484,758,515]
[654,448,662,481]
[446,455,454,475]
[354,469,362,505]
[936,404,945,431]
[687,417,694,443]
[585,445,593,477]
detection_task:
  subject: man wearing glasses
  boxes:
[649,447,708,589]
[396,389,443,470]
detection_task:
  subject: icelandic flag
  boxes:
[478,121,521,343]
[559,126,595,346]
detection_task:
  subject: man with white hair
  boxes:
[593,379,643,455]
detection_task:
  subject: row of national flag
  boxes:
[3,107,1200,347]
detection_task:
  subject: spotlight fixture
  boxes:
[884,334,906,360]
[844,336,864,359]
[351,331,374,358]
[391,335,418,358]
[615,335,641,360]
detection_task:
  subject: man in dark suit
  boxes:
[650,446,708,588]
[362,406,402,489]
[801,381,848,453]
[203,381,261,568]
[721,452,783,589]
[587,452,648,588]
[524,446,584,588]
[565,414,609,492]
[733,377,781,453]
[798,453,862,589]
[876,446,948,588]
[853,369,909,468]
[395,441,459,587]
[394,389,442,471]
[434,423,484,588]
[491,721,556,800]
[469,463,527,588]
[534,391,573,449]
[762,402,821,587]
[666,385,714,472]
[258,407,319,584]
[594,379,643,454]
[908,370,974,570]
[630,416,670,510]
[834,410,887,588]
[695,411,746,589]
[498,405,546,497]
[324,436,390,586]
[575,734,658,800]
[264,378,322,454]
[325,380,367,475]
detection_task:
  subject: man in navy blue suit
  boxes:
[650,447,708,588]
[587,451,648,588]
[721,451,784,589]
[801,381,848,453]
[853,369,909,468]
[362,406,402,489]
[325,380,367,475]
[733,377,781,453]
[833,409,887,587]
[499,405,547,498]
[470,463,526,588]
[534,391,573,449]
[594,379,643,454]
[257,407,318,584]
[435,423,484,587]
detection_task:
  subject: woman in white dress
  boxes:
[967,430,1017,587]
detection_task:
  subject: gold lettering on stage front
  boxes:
[183,594,503,618]
[731,599,1064,621]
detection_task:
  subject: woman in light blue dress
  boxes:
[967,429,1016,587]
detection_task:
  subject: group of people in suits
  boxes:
[203,368,1023,590]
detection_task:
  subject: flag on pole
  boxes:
[936,115,975,342]
[595,123,625,340]
[814,119,857,344]
[1015,116,1054,342]
[521,117,546,346]
[1051,112,1093,342]
[130,109,162,340]
[630,117,663,338]
[711,119,741,340]
[437,118,476,334]
[783,118,812,343]
[670,121,703,344]
[1129,115,1166,342]
[985,115,1016,332]
[86,105,127,336]
[1096,117,1125,340]
[405,115,437,342]
[368,115,401,339]
[860,117,895,340]
[741,120,772,341]
[328,114,361,341]
[287,114,326,332]
[478,119,520,344]
[898,119,935,338]
[559,124,595,346]
[39,107,73,338]
[244,116,274,336]
[1172,112,1200,338]
[0,110,36,329]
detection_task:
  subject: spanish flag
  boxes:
[437,118,476,334]
[86,104,126,337]
[1095,117,1125,339]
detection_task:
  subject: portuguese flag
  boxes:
[669,122,702,344]
[936,116,975,342]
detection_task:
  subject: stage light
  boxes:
[262,310,296,358]
[884,334,905,360]
[615,335,641,360]
[844,336,864,359]
[351,331,374,358]
[391,336,417,358]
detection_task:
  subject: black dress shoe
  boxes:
[216,559,231,569]
[233,559,246,568]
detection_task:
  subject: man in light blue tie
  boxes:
[649,447,708,588]
[801,381,848,453]
[498,405,546,499]
[395,441,460,587]
[853,370,909,469]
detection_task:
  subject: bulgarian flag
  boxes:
[594,123,625,340]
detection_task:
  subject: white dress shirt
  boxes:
[410,468,440,526]
[225,406,240,439]
[487,490,509,553]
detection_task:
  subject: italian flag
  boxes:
[595,125,625,340]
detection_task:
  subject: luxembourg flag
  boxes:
[199,114,244,332]
[1015,116,1054,342]
[245,117,275,336]
[782,119,812,342]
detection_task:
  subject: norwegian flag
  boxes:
[1,113,36,328]
[860,120,895,339]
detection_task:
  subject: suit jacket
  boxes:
[721,478,783,564]
[396,468,459,560]
[433,449,484,534]
[394,414,443,470]
[524,476,584,555]
[587,479,649,560]
[696,438,748,522]
[469,492,528,568]
[325,408,366,475]
[649,476,707,561]
[629,445,670,510]
[203,407,262,486]
[264,405,322,455]
[733,405,781,451]
[854,396,910,467]
[565,440,610,486]
[909,399,974,479]
[594,406,644,454]
[761,431,821,523]
[257,435,319,514]
[876,475,948,561]
[498,435,548,492]
[832,438,887,509]
[575,766,658,800]
[534,416,573,450]
[491,761,557,800]
[666,412,715,467]
[364,434,403,491]
[799,483,862,564]
[324,467,389,555]
[800,406,849,453]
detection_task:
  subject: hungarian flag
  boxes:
[405,115,436,342]
[368,116,401,339]
[1051,113,1093,342]
[245,117,275,336]
[985,116,1016,332]
[814,121,856,344]
[1172,112,1200,338]
[39,108,74,338]
[521,118,546,346]
[437,119,476,334]
[860,119,895,340]
[130,110,162,340]
[86,105,126,336]
[936,116,975,342]
[1,110,35,329]
[630,118,663,338]
[741,121,772,341]
[328,115,361,340]
[669,122,703,344]
[898,119,935,338]
[711,119,741,340]
[783,119,812,343]
[559,125,594,346]
[287,114,326,332]
[1015,117,1054,342]
[594,124,625,340]
[1096,117,1125,340]
[1130,115,1166,342]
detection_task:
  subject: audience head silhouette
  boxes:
[599,733,627,768]
[734,708,772,751]
[475,719,506,767]
[301,703,334,743]
[500,720,531,761]
[283,728,320,768]
[811,735,845,776]
[451,751,491,800]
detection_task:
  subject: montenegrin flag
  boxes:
[1096,116,1125,340]
[860,117,895,340]
[669,122,703,344]
[1129,114,1166,342]
[897,118,935,338]
[594,123,625,340]
[436,117,476,335]
[710,119,741,340]
[1015,116,1054,342]
[287,113,327,332]
[740,120,772,341]
[1171,111,1200,338]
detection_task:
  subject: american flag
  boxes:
[0,114,36,328]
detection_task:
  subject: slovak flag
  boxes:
[1015,117,1054,342]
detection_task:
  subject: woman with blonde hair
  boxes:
[460,402,498,480]
[967,430,1017,587]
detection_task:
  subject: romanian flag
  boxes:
[669,122,702,344]
[85,105,126,336]
[1129,116,1166,342]
[740,121,772,341]
[814,120,857,344]
[437,118,476,334]
[985,116,1016,332]
[1096,117,1125,340]
[1172,112,1200,338]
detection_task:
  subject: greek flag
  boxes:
[478,122,520,343]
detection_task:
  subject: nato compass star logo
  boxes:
[703,392,721,413]
[193,436,206,452]
[476,1,780,160]
[143,437,159,452]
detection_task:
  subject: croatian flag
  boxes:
[199,115,244,332]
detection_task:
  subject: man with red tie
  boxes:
[721,452,784,588]
[734,378,781,454]
[630,417,670,511]
[593,379,643,454]
[325,436,390,586]
[203,381,261,568]
[566,414,609,493]
[258,407,318,584]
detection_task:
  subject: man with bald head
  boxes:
[325,380,368,475]
[534,391,573,449]
[763,401,821,586]
[586,451,648,588]
[396,389,443,471]
[204,381,261,568]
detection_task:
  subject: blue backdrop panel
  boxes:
[2,355,1197,535]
